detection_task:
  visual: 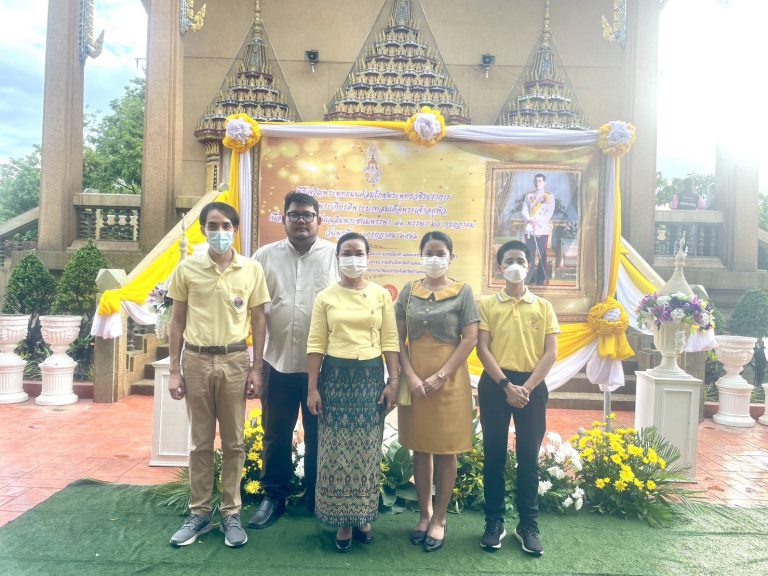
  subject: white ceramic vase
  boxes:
[648,321,690,377]
[37,315,82,406]
[713,335,757,428]
[0,314,31,404]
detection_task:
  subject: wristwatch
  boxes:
[498,377,511,389]
[437,369,447,380]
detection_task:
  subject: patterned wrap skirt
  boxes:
[315,355,385,528]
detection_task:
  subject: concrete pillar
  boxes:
[93,269,128,402]
[621,1,660,262]
[141,0,185,252]
[717,146,760,273]
[38,0,84,252]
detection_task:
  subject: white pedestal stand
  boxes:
[150,357,191,466]
[713,335,757,428]
[635,370,701,481]
[0,314,30,404]
[759,384,768,426]
[37,315,81,406]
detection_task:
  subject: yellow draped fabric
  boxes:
[620,243,658,294]
[96,190,232,316]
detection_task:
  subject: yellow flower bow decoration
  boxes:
[587,297,634,360]
[597,121,636,158]
[223,113,261,153]
[405,106,446,147]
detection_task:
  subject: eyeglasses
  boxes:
[286,211,317,223]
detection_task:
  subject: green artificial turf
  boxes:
[0,480,766,576]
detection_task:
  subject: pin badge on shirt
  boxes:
[233,295,244,310]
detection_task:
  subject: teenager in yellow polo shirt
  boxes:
[476,240,559,557]
[167,202,270,549]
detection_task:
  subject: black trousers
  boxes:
[260,364,318,502]
[525,234,549,285]
[478,370,548,527]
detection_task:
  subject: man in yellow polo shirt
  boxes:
[167,202,270,549]
[476,240,559,557]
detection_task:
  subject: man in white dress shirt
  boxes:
[248,191,339,529]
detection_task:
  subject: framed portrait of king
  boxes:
[484,156,603,323]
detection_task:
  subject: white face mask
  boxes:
[421,256,449,279]
[503,263,527,284]
[207,231,235,254]
[338,256,367,279]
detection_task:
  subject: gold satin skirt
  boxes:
[398,332,473,454]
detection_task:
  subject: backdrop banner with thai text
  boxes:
[256,136,599,306]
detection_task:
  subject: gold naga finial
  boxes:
[80,0,105,62]
[181,0,206,35]
[601,0,627,48]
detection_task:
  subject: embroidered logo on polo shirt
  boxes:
[233,295,244,310]
[527,319,539,331]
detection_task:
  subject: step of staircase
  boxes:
[548,391,635,411]
[130,379,155,396]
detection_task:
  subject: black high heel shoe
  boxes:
[352,525,374,544]
[423,523,447,552]
[335,536,352,553]
[335,528,353,552]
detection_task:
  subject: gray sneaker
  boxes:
[170,514,212,547]
[221,514,248,548]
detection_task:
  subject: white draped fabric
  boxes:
[547,341,599,391]
[238,152,253,257]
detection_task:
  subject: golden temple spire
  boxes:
[326,0,469,124]
[495,0,587,129]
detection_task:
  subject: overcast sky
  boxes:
[0,0,764,193]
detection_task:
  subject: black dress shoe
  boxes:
[352,526,374,544]
[423,524,446,553]
[410,529,427,545]
[247,497,285,529]
[335,537,352,552]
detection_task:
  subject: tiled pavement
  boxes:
[1,395,767,527]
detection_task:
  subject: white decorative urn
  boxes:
[37,315,82,406]
[0,314,31,404]
[648,321,691,377]
[713,335,757,428]
[760,382,768,426]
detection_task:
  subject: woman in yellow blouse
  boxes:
[307,232,400,552]
[396,231,479,552]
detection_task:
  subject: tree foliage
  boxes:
[0,146,41,224]
[759,195,768,233]
[51,240,111,319]
[655,172,715,207]
[2,253,57,364]
[83,77,145,194]
[729,289,768,339]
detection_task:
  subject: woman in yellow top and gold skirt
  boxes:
[307,232,400,552]
[395,231,479,552]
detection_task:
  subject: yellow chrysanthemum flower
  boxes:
[647,449,659,464]
[628,444,643,457]
[244,480,262,495]
[659,458,667,470]
[595,478,607,489]
[615,480,628,492]
[633,478,644,489]
[620,465,635,483]
[646,480,657,491]
[611,454,623,465]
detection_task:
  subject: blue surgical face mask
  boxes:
[207,231,235,254]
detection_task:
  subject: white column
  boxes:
[635,370,701,481]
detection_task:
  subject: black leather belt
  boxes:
[185,341,248,355]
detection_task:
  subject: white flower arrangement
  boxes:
[537,432,584,514]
